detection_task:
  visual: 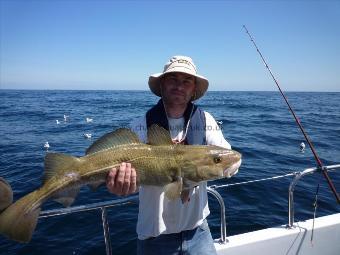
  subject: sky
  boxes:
[0,0,339,92]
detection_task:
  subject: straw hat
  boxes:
[148,56,209,100]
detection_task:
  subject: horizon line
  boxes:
[0,88,339,93]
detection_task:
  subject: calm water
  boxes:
[0,90,339,254]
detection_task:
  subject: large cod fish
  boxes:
[0,125,241,243]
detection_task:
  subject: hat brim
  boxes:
[148,71,209,101]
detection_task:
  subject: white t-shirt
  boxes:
[168,117,185,143]
[130,111,231,240]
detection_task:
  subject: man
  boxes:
[106,56,233,254]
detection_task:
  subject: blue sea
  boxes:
[0,90,339,254]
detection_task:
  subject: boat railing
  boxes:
[287,164,340,228]
[38,164,340,255]
[39,195,139,255]
[206,187,227,243]
[210,164,340,231]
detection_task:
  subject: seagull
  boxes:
[86,117,93,123]
[300,142,306,152]
[56,120,60,124]
[64,114,69,122]
[84,133,92,139]
[44,142,50,150]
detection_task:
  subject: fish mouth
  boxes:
[224,159,241,178]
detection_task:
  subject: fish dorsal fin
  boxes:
[86,128,141,155]
[147,125,173,145]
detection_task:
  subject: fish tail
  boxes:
[0,153,82,243]
[0,190,41,243]
[0,177,13,212]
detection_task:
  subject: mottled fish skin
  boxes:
[32,143,240,207]
[0,126,241,243]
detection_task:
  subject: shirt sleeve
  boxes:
[204,111,231,149]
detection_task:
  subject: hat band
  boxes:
[165,59,197,73]
[166,65,196,75]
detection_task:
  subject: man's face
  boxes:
[161,72,196,105]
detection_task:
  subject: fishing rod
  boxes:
[243,25,340,203]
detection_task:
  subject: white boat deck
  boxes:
[215,213,340,255]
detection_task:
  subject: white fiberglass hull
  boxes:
[215,213,340,255]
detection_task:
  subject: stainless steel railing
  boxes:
[207,187,227,244]
[39,195,139,255]
[39,194,139,218]
[287,164,340,228]
[38,188,226,255]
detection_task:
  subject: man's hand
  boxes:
[106,162,137,196]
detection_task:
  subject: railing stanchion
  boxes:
[287,165,340,228]
[101,207,112,255]
[207,187,228,243]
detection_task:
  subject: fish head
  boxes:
[180,145,241,183]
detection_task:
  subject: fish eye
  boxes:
[214,156,222,164]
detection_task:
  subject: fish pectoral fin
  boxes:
[147,125,173,145]
[164,178,183,200]
[52,187,80,207]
